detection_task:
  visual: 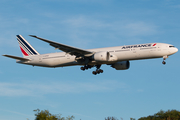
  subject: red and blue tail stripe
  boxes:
[17,35,40,56]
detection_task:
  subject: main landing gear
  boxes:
[92,65,103,75]
[162,55,168,65]
[80,65,93,71]
[80,64,103,75]
[92,69,103,75]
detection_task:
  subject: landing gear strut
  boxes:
[162,55,168,65]
[92,65,103,75]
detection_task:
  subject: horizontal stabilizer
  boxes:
[3,55,30,61]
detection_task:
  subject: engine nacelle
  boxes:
[111,61,130,70]
[93,51,110,61]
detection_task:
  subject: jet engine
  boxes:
[111,61,130,70]
[93,51,110,61]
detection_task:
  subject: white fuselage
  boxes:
[17,43,178,67]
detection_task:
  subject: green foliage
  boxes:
[32,109,180,120]
[34,109,75,120]
[138,109,180,120]
[105,117,118,120]
[130,118,136,120]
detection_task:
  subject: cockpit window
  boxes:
[169,46,175,48]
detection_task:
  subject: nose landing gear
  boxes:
[162,55,168,65]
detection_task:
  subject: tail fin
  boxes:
[16,35,40,57]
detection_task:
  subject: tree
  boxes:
[138,109,180,120]
[34,109,75,120]
[105,117,118,120]
[130,118,135,120]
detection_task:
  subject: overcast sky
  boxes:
[0,0,180,120]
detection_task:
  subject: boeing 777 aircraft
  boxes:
[3,35,178,75]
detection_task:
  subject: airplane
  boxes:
[3,35,178,75]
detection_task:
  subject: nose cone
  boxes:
[167,44,178,55]
[168,45,178,55]
[172,47,178,54]
[175,47,178,53]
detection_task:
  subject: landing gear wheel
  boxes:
[85,66,89,70]
[92,71,97,75]
[99,69,103,73]
[80,67,85,71]
[96,70,100,74]
[92,65,104,75]
[162,61,166,65]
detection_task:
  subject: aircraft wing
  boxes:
[29,35,94,57]
[3,55,30,61]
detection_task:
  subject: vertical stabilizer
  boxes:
[16,35,40,57]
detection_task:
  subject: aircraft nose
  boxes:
[172,47,178,54]
[175,47,178,53]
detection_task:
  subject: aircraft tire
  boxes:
[162,61,166,65]
[92,71,97,75]
[81,67,85,71]
[100,69,103,73]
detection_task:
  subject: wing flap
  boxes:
[3,55,30,61]
[29,35,93,56]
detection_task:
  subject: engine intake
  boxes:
[93,51,110,61]
[111,61,130,70]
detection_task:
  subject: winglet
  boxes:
[29,35,37,37]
